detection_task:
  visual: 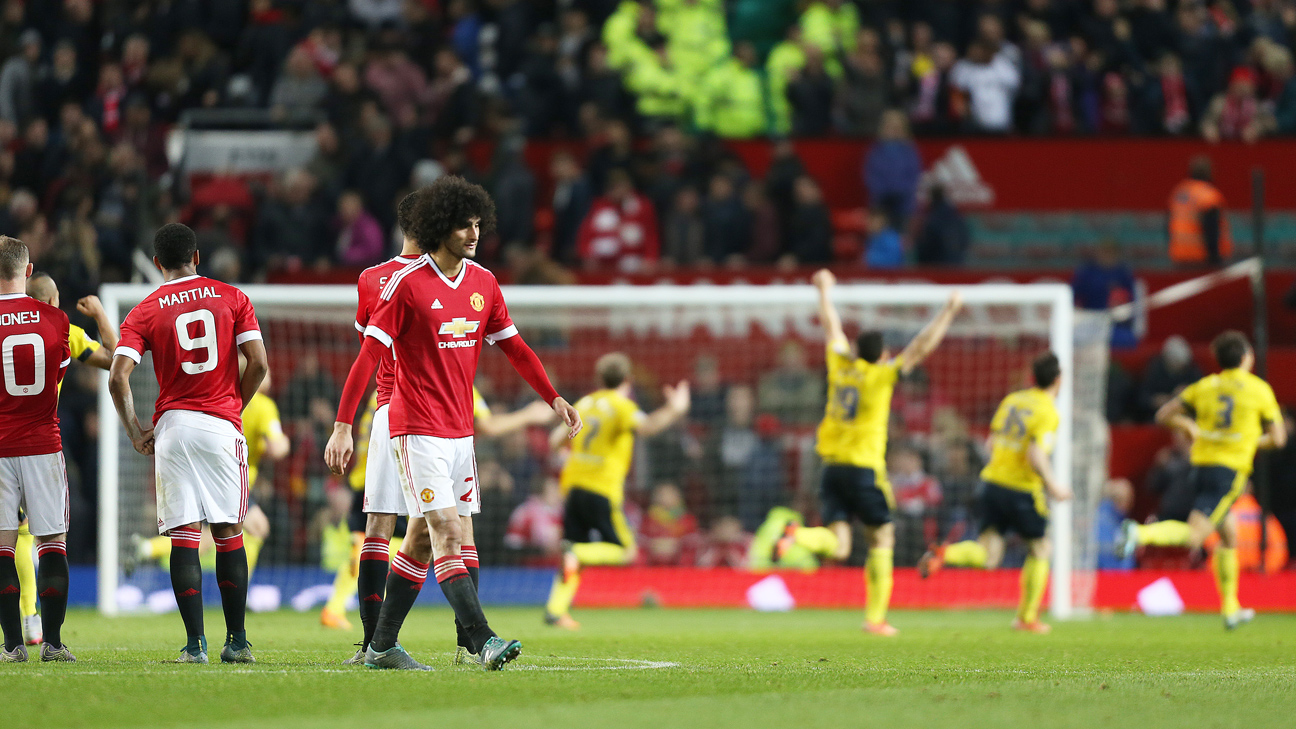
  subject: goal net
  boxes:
[97,282,1106,619]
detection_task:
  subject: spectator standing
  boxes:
[915,184,970,265]
[864,207,903,269]
[1071,239,1138,347]
[742,180,782,264]
[488,134,537,253]
[909,41,960,135]
[1201,66,1271,143]
[757,341,823,426]
[641,482,701,566]
[663,185,706,267]
[550,150,592,266]
[576,168,660,272]
[0,28,39,125]
[1168,155,1231,266]
[951,41,1021,133]
[695,42,767,139]
[34,40,86,126]
[863,110,922,227]
[701,174,750,264]
[364,45,429,128]
[1137,335,1202,421]
[767,25,808,135]
[270,46,329,117]
[788,47,836,136]
[1096,479,1137,569]
[333,190,385,267]
[784,176,832,265]
[344,115,408,234]
[837,39,889,136]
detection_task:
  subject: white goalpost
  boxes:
[96,281,1103,619]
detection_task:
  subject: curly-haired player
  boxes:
[326,176,581,671]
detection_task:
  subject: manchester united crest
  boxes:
[469,292,484,311]
[420,488,435,502]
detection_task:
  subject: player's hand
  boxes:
[811,269,835,290]
[76,295,106,319]
[522,399,559,426]
[131,428,155,456]
[553,396,582,438]
[664,380,691,414]
[1049,483,1073,502]
[325,422,354,475]
[946,289,964,312]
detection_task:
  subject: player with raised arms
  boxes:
[325,176,580,671]
[0,237,74,662]
[1117,331,1285,629]
[109,223,269,663]
[919,352,1071,634]
[775,269,961,636]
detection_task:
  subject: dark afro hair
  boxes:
[153,223,198,270]
[1211,330,1249,369]
[407,176,496,253]
[1032,352,1061,389]
[856,331,884,363]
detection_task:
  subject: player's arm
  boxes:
[1027,436,1070,502]
[325,335,388,474]
[238,339,269,410]
[635,381,691,438]
[1155,396,1200,442]
[896,290,963,376]
[76,295,119,370]
[476,400,557,438]
[108,354,153,455]
[495,334,582,438]
[812,269,847,346]
[264,413,291,460]
[1259,417,1288,450]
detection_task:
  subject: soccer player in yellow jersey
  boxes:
[919,352,1070,634]
[543,353,690,630]
[17,275,117,644]
[1117,331,1285,629]
[238,372,286,574]
[776,269,961,636]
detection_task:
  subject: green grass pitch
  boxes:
[2,607,1292,729]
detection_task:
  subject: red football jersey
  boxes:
[355,254,418,408]
[0,293,70,458]
[365,257,515,438]
[116,275,262,431]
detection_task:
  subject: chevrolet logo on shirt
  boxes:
[438,318,480,348]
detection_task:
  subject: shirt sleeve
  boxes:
[1259,382,1281,424]
[1031,405,1060,453]
[115,306,148,363]
[354,273,371,336]
[1178,380,1201,413]
[233,290,263,346]
[484,278,517,345]
[622,398,647,432]
[365,283,410,348]
[825,338,851,378]
[69,325,99,361]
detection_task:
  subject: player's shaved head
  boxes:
[1212,330,1249,369]
[597,352,632,389]
[27,272,57,303]
[153,223,198,271]
[411,175,496,253]
[0,235,30,280]
[1032,352,1061,389]
[856,331,884,363]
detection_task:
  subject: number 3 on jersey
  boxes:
[175,309,218,374]
[2,333,45,396]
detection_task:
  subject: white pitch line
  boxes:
[13,657,680,676]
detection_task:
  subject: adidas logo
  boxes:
[218,580,236,589]
[919,145,994,207]
[431,299,444,309]
[362,594,384,602]
[39,587,63,598]
[0,585,17,594]
[179,588,200,597]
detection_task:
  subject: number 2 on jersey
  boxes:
[1,333,45,396]
[175,309,218,374]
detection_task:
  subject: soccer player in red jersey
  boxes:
[326,176,581,671]
[0,236,74,663]
[108,224,269,664]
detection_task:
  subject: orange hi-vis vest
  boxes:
[1168,179,1232,263]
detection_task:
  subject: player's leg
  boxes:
[15,452,72,662]
[545,491,586,627]
[1119,467,1234,556]
[242,503,269,575]
[454,513,479,658]
[777,465,851,562]
[860,470,897,635]
[15,518,38,645]
[0,461,25,661]
[1014,536,1052,634]
[1211,481,1254,630]
[210,521,252,662]
[322,490,368,631]
[340,404,402,645]
[154,414,209,661]
[339,511,397,657]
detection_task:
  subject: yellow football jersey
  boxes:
[981,388,1059,494]
[560,389,645,504]
[1179,369,1280,474]
[241,391,284,485]
[815,339,902,471]
[472,386,491,421]
[69,324,99,361]
[349,394,378,491]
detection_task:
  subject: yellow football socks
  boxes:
[1135,520,1192,547]
[1017,555,1050,624]
[571,542,629,566]
[1213,547,1240,616]
[864,548,894,625]
[244,534,264,576]
[324,561,355,616]
[545,572,582,617]
[942,540,989,569]
[16,525,35,617]
[793,526,840,558]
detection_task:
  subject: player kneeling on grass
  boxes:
[326,176,580,671]
[919,352,1070,634]
[776,269,961,636]
[110,224,268,664]
[1116,331,1285,630]
[0,237,75,663]
[544,353,690,629]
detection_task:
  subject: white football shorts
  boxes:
[154,410,249,534]
[393,434,481,518]
[0,452,69,535]
[362,405,405,515]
